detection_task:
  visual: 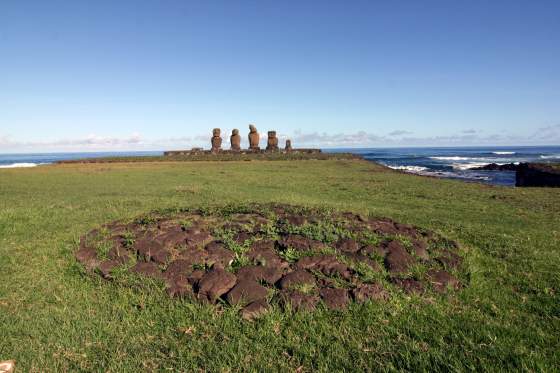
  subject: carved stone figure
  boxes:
[230,129,241,151]
[248,124,260,150]
[285,139,293,152]
[211,128,222,152]
[266,131,279,151]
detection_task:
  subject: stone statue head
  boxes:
[213,128,221,136]
[249,124,256,133]
[268,131,276,138]
[232,129,239,136]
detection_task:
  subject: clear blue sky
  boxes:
[1,0,559,151]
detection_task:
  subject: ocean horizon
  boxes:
[1,145,560,186]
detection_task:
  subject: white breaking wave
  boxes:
[540,154,560,159]
[493,151,515,155]
[0,162,41,169]
[388,165,428,172]
[429,156,472,161]
[452,162,497,170]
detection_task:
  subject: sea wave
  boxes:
[388,165,428,172]
[0,162,42,169]
[452,162,497,170]
[540,154,560,159]
[429,156,472,161]
[492,151,515,155]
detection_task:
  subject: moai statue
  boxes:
[211,128,222,153]
[285,139,293,152]
[230,129,241,151]
[248,124,260,150]
[266,131,279,151]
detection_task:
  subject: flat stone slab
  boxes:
[75,203,466,319]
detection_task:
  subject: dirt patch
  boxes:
[76,204,466,319]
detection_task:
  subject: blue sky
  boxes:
[1,0,559,151]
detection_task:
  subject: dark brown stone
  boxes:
[335,238,360,253]
[226,280,268,305]
[98,260,121,278]
[279,234,324,251]
[286,215,306,226]
[320,288,349,310]
[412,239,429,260]
[234,231,252,244]
[341,252,381,272]
[166,282,194,298]
[391,278,424,294]
[158,229,188,248]
[205,241,234,268]
[230,129,241,151]
[359,244,386,258]
[107,245,130,264]
[394,223,420,238]
[246,243,288,269]
[368,219,399,235]
[240,299,269,320]
[384,241,414,273]
[186,232,212,248]
[164,259,194,281]
[151,248,171,264]
[197,269,237,303]
[426,269,460,293]
[178,246,208,266]
[279,290,319,311]
[352,283,388,302]
[131,262,162,279]
[278,269,315,290]
[236,265,283,285]
[135,238,164,262]
[436,250,462,269]
[187,269,205,285]
[75,247,99,269]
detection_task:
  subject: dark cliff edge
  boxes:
[516,163,560,187]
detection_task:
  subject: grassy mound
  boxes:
[77,204,466,318]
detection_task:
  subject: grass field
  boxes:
[1,159,559,371]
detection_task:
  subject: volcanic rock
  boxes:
[226,280,268,305]
[131,262,162,279]
[278,269,315,290]
[98,260,121,278]
[75,247,99,269]
[384,241,414,273]
[279,290,319,312]
[240,299,269,320]
[335,238,360,253]
[426,269,460,293]
[352,283,388,302]
[236,265,283,285]
[205,241,234,268]
[320,288,349,310]
[197,269,237,303]
[391,278,424,294]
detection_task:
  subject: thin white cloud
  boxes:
[388,130,412,136]
[1,124,559,152]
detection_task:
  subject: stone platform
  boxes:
[163,149,322,157]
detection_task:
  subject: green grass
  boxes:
[0,160,559,371]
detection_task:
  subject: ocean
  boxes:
[1,146,559,186]
[327,146,560,186]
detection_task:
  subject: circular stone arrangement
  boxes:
[75,204,465,320]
